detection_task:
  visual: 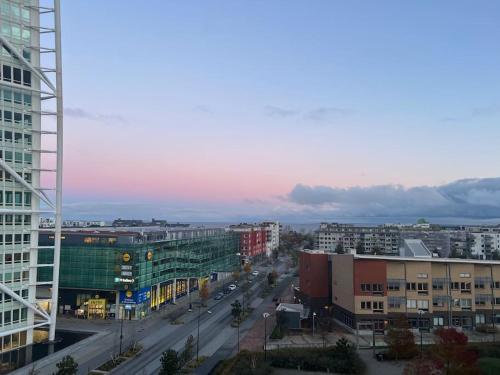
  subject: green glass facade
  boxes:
[38,230,240,318]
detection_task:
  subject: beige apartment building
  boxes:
[331,254,500,331]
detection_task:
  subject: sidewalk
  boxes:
[12,276,233,375]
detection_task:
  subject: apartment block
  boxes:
[229,223,267,259]
[331,254,500,331]
[317,223,400,255]
[261,221,280,257]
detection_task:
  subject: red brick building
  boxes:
[229,224,267,259]
[297,250,331,311]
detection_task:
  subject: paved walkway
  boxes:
[11,275,239,375]
[358,349,406,375]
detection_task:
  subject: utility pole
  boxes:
[196,304,201,361]
[312,312,316,336]
[263,312,270,360]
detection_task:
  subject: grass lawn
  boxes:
[478,357,500,375]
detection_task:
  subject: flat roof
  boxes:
[351,254,500,265]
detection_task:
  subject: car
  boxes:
[252,271,259,276]
[228,284,237,291]
[214,292,224,300]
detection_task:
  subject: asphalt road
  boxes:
[111,262,282,374]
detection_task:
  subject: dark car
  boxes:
[214,292,224,300]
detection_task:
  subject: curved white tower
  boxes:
[0,0,62,352]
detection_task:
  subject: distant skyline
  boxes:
[60,1,500,222]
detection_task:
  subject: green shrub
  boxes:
[267,341,364,374]
[269,325,283,339]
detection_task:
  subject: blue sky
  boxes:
[60,1,500,222]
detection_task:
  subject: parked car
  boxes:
[228,284,237,291]
[252,270,259,276]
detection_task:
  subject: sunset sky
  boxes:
[60,1,500,222]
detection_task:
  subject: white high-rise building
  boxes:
[262,221,280,257]
[0,0,63,352]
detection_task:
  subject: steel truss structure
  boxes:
[0,0,62,344]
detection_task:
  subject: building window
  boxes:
[474,279,484,289]
[433,316,444,326]
[361,283,371,292]
[417,283,428,295]
[388,296,405,308]
[460,282,472,293]
[387,281,400,291]
[432,279,445,290]
[407,299,417,309]
[460,299,472,310]
[373,301,384,312]
[417,300,429,311]
[406,282,416,291]
[360,301,371,310]
[475,314,486,325]
[433,296,448,307]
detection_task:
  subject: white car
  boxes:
[228,284,237,291]
[252,270,259,276]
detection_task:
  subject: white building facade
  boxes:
[262,221,280,257]
[469,230,500,260]
[0,0,63,353]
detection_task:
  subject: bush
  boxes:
[267,340,364,374]
[214,351,272,375]
[269,325,283,339]
[55,356,78,375]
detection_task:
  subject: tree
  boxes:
[160,349,179,375]
[335,243,345,254]
[355,241,365,254]
[431,327,479,375]
[199,281,209,306]
[231,300,242,321]
[272,248,279,262]
[267,269,278,286]
[54,355,78,375]
[232,270,240,282]
[385,316,418,360]
[243,262,252,275]
[417,218,428,224]
[180,335,194,366]
[243,263,252,310]
[404,359,441,375]
[372,245,382,255]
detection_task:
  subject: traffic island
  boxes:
[90,344,143,374]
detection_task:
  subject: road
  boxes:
[111,260,290,374]
[10,259,290,375]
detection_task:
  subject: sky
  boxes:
[59,1,500,223]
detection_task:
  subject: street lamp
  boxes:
[263,312,270,360]
[118,311,124,355]
[312,312,317,337]
[417,309,425,358]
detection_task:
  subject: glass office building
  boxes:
[38,228,240,320]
